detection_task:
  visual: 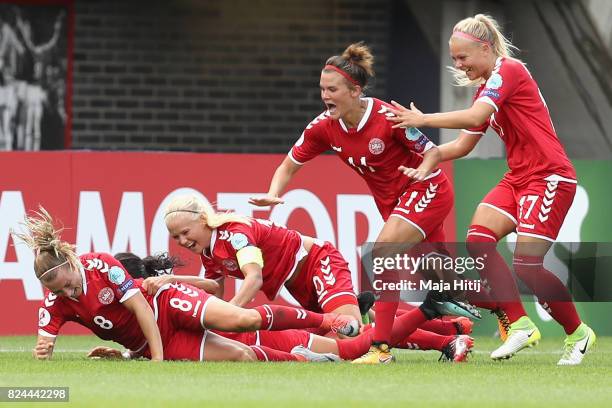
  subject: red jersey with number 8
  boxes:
[37,252,147,352]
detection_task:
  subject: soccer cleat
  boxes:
[351,343,395,365]
[451,317,474,335]
[439,335,474,362]
[491,309,511,341]
[557,323,596,366]
[490,316,541,360]
[290,345,340,362]
[357,291,377,324]
[321,313,360,337]
[420,291,482,320]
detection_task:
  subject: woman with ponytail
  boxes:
[387,14,595,365]
[15,207,164,362]
[248,42,479,364]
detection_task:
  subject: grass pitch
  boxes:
[1,335,610,408]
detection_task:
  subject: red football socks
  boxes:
[254,305,323,331]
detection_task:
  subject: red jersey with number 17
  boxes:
[289,97,438,220]
[466,57,576,185]
[37,252,147,353]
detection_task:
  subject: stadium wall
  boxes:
[71,0,393,152]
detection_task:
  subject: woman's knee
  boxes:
[232,346,256,362]
[232,310,260,332]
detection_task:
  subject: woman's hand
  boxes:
[248,195,284,207]
[142,275,174,295]
[32,338,54,360]
[398,165,431,182]
[386,101,425,129]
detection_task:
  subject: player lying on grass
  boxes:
[88,252,476,363]
[16,207,356,363]
[163,194,363,329]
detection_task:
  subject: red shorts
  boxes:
[286,242,357,313]
[150,283,215,361]
[481,176,576,241]
[389,170,453,242]
[215,329,312,353]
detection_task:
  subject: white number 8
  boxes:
[170,298,193,312]
[93,315,113,329]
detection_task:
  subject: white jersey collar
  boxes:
[339,97,373,133]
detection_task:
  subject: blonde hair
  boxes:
[164,195,250,229]
[324,42,375,90]
[13,206,79,283]
[450,14,519,86]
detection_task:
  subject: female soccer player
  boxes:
[89,252,475,363]
[163,194,363,330]
[249,42,478,363]
[19,208,350,363]
[386,14,595,365]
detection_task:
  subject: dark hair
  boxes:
[324,42,375,90]
[114,252,184,279]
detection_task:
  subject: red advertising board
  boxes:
[0,151,454,335]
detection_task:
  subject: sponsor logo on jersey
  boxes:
[98,287,115,305]
[405,127,423,141]
[108,266,126,285]
[368,138,385,155]
[485,72,503,89]
[229,233,249,250]
[222,259,239,271]
[118,280,134,294]
[38,307,51,327]
[481,89,500,99]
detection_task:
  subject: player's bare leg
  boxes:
[203,331,257,361]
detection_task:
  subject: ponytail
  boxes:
[13,207,79,282]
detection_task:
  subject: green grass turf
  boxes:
[1,336,610,408]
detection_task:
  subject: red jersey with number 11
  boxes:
[289,97,438,219]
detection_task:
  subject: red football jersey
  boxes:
[202,219,307,300]
[466,57,576,184]
[37,252,147,353]
[289,97,438,219]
